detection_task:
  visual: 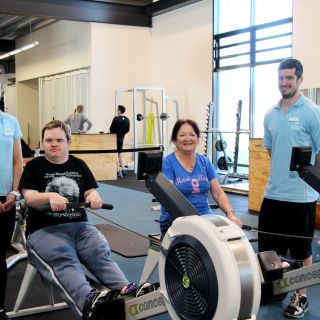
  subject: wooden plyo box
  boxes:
[70,134,117,181]
[249,138,270,212]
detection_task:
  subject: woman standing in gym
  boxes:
[64,104,92,134]
[160,119,243,235]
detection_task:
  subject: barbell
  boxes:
[136,113,168,121]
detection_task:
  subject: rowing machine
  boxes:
[133,148,320,319]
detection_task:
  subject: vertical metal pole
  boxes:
[162,88,167,155]
[155,100,160,146]
[206,101,214,159]
[142,90,146,146]
[133,88,138,173]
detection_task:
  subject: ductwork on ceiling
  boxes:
[0,14,57,41]
[0,14,56,74]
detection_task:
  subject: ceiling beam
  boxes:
[147,0,203,17]
[0,0,152,27]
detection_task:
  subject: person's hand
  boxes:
[0,194,16,212]
[48,193,68,211]
[226,210,243,228]
[86,193,103,209]
[229,215,243,228]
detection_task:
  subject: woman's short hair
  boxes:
[170,119,200,142]
[42,120,71,141]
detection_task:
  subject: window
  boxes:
[212,0,292,175]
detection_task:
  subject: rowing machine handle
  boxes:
[36,202,113,213]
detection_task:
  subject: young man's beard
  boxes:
[282,89,297,99]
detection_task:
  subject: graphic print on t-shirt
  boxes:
[45,176,80,203]
[191,178,200,193]
[43,171,84,219]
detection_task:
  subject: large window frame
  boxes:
[212,17,292,173]
[213,18,292,72]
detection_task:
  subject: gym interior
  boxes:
[2,0,320,319]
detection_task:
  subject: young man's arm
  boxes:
[22,189,68,212]
[110,117,117,133]
[84,188,103,209]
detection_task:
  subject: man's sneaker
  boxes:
[0,310,9,320]
[83,288,122,319]
[284,292,309,318]
[122,282,160,297]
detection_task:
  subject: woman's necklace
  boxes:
[176,153,196,172]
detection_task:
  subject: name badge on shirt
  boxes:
[288,116,299,122]
[288,116,300,128]
[4,128,14,136]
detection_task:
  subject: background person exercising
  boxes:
[259,58,320,318]
[110,105,130,177]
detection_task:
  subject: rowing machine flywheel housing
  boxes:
[158,215,261,320]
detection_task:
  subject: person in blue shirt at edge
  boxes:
[160,118,243,236]
[0,109,23,320]
[259,58,320,318]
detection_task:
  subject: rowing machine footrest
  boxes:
[90,297,125,320]
[257,250,283,281]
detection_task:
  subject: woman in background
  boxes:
[65,105,92,134]
[160,119,243,235]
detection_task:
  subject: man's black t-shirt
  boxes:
[110,115,130,143]
[19,155,98,235]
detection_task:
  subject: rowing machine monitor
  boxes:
[137,151,199,219]
[137,150,163,180]
[290,146,320,193]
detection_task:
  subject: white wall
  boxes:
[293,0,320,89]
[15,20,91,82]
[152,0,212,133]
[90,23,152,134]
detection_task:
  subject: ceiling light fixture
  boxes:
[0,40,39,60]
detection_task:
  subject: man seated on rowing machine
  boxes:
[19,120,156,320]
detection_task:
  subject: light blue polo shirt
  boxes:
[263,94,320,202]
[0,111,22,196]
